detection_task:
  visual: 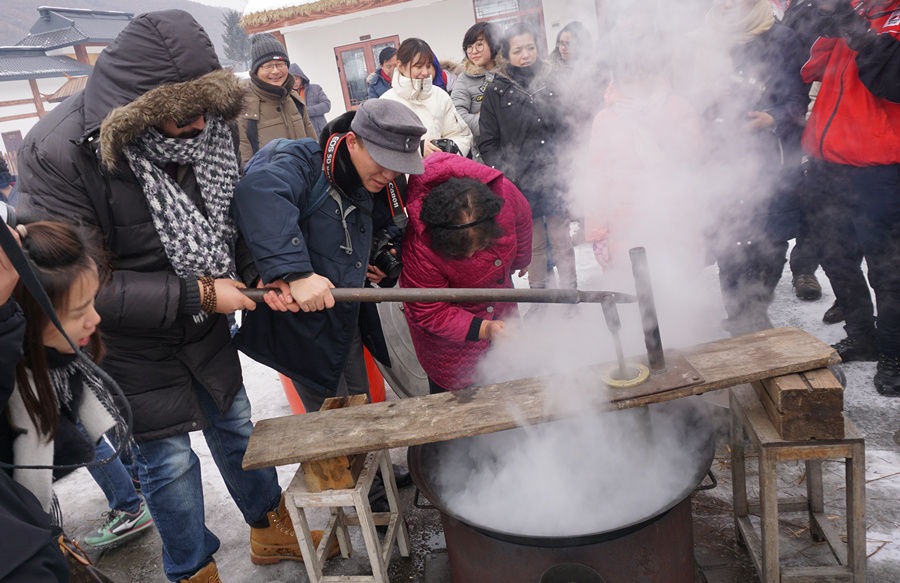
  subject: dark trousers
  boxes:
[806,161,874,340]
[789,164,821,276]
[843,164,900,355]
[717,239,788,330]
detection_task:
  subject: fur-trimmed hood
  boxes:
[100,70,243,170]
[83,10,243,170]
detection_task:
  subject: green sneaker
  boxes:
[84,500,154,547]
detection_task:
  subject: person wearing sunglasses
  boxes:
[16,11,315,582]
[238,33,317,165]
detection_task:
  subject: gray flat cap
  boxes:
[351,99,426,175]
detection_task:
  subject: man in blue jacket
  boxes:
[233,99,426,412]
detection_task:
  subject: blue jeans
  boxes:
[86,436,142,514]
[131,383,281,581]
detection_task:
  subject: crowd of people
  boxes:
[1,1,899,581]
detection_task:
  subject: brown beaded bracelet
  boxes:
[199,276,216,314]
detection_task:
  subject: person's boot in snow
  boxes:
[792,273,822,301]
[874,354,900,397]
[179,560,220,583]
[823,300,844,324]
[249,494,339,564]
[832,336,878,362]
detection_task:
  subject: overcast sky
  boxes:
[193,0,248,11]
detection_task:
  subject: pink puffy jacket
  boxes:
[399,153,532,390]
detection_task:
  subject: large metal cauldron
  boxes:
[408,400,716,583]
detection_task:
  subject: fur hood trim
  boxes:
[461,55,507,77]
[100,69,243,170]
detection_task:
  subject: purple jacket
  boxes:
[400,153,532,389]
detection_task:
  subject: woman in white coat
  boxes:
[381,38,473,158]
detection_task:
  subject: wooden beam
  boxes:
[244,327,840,469]
[0,97,46,107]
[0,112,40,123]
[28,79,45,118]
[73,44,90,65]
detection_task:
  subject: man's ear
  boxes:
[345,131,359,152]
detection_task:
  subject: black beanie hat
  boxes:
[250,33,289,74]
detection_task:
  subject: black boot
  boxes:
[822,300,844,325]
[832,336,878,362]
[792,273,822,301]
[874,354,900,397]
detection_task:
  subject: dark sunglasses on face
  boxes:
[175,113,206,129]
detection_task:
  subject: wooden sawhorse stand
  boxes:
[729,385,866,582]
[283,445,409,583]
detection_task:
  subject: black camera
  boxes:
[370,228,402,279]
[425,138,462,156]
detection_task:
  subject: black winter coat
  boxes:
[0,299,69,582]
[17,11,246,442]
[233,113,394,396]
[708,22,809,247]
[478,61,568,218]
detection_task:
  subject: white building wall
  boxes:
[541,0,599,45]
[277,0,598,119]
[0,78,64,157]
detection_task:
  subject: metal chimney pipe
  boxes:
[629,247,666,373]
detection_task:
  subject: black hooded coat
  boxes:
[17,11,246,442]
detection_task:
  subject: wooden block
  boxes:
[302,396,369,492]
[244,327,840,469]
[752,370,844,441]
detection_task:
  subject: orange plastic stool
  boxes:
[280,348,386,415]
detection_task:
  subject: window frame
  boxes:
[334,35,400,110]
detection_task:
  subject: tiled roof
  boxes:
[0,47,93,82]
[16,28,86,50]
[16,7,132,50]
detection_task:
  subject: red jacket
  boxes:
[802,3,900,166]
[399,153,532,390]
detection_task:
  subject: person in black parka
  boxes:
[479,22,577,291]
[15,10,309,582]
[0,245,69,583]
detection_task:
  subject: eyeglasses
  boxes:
[259,61,288,72]
[558,41,572,49]
[466,40,487,54]
[175,113,205,129]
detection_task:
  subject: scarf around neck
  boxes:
[124,115,238,278]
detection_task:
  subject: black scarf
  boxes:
[507,61,543,89]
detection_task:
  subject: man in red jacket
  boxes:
[802,0,900,396]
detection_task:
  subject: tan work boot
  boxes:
[179,561,220,583]
[249,494,339,565]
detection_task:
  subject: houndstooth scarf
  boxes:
[123,115,239,278]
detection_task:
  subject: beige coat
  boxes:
[238,76,317,165]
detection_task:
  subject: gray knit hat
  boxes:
[250,33,289,74]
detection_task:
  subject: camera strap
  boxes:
[324,132,408,228]
[0,225,133,471]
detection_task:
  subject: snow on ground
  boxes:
[52,242,899,581]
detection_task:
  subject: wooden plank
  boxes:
[301,396,369,492]
[781,565,852,582]
[244,327,840,468]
